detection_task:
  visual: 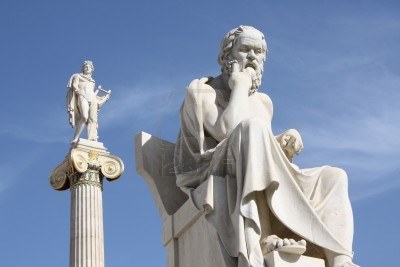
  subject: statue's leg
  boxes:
[72,97,89,143]
[228,118,306,258]
[257,191,306,255]
[314,167,355,267]
[87,100,99,141]
[256,191,272,241]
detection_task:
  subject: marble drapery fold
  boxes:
[174,81,353,267]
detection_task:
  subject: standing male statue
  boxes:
[67,61,110,143]
[174,26,358,267]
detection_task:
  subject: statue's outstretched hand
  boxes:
[279,129,304,160]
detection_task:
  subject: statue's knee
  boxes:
[324,167,348,189]
[333,167,347,182]
[81,115,89,123]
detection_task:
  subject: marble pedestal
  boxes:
[265,251,325,267]
[50,139,124,267]
[135,132,327,267]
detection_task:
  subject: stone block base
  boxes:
[265,251,325,267]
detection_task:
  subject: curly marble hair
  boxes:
[81,60,94,73]
[218,25,268,74]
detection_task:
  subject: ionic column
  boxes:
[50,139,124,267]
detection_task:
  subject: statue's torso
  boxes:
[202,84,273,141]
[76,74,96,102]
[248,92,273,123]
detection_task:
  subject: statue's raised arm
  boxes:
[66,61,111,144]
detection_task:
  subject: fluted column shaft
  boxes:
[70,167,104,267]
[50,143,124,267]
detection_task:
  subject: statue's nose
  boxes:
[247,50,256,60]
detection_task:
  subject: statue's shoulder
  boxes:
[255,91,273,113]
[185,77,215,98]
[256,92,272,105]
[67,73,81,89]
[70,73,95,81]
[70,73,81,80]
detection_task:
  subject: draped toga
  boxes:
[174,79,353,267]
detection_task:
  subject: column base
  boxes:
[71,138,109,154]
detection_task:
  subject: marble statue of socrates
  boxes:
[174,26,358,267]
[66,61,110,143]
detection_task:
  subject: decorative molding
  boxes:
[49,139,124,191]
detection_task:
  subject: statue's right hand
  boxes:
[228,61,252,92]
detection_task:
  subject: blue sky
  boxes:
[0,0,399,266]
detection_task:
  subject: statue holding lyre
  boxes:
[66,61,111,144]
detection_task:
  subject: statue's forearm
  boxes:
[72,78,82,95]
[218,87,249,135]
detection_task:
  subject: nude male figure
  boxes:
[67,61,110,143]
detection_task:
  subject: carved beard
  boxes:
[244,64,263,95]
[224,57,264,95]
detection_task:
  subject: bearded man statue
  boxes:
[174,25,358,267]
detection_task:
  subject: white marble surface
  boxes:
[173,25,357,267]
[67,61,111,143]
[50,139,123,267]
[264,251,325,267]
[70,178,104,267]
[50,139,124,190]
[135,132,188,221]
[135,26,358,267]
[136,132,332,267]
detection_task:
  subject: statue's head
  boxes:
[218,26,268,93]
[81,60,94,75]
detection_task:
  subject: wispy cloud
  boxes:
[0,81,184,144]
[269,15,400,200]
[280,56,400,204]
[0,106,68,144]
[0,152,39,196]
[101,82,182,127]
[299,57,400,160]
[351,169,400,202]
